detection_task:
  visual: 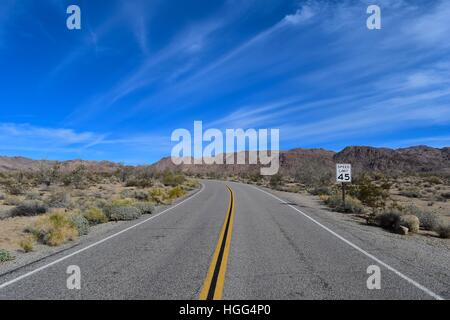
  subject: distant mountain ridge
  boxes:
[1,145,449,176]
[152,145,450,177]
[0,157,121,173]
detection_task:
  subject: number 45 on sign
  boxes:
[336,164,352,183]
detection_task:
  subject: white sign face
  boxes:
[336,164,352,183]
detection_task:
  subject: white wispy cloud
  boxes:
[0,123,170,159]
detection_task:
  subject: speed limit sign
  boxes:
[336,164,352,183]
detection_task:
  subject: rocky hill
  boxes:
[0,157,121,173]
[1,145,449,177]
[151,146,450,178]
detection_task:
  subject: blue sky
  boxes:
[0,0,449,164]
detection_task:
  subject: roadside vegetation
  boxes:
[225,171,450,240]
[0,166,199,262]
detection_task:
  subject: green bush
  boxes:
[148,188,169,204]
[168,186,186,199]
[160,170,185,187]
[134,202,155,215]
[105,205,141,221]
[10,200,48,217]
[376,210,402,230]
[0,249,14,263]
[69,213,90,236]
[84,207,108,225]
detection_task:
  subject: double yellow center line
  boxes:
[199,185,235,300]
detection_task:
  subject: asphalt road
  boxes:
[0,180,447,300]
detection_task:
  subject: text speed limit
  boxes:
[336,164,352,183]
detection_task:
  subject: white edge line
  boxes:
[0,183,205,291]
[252,185,444,301]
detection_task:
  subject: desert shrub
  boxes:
[376,209,402,230]
[111,198,136,206]
[84,207,108,225]
[149,188,169,204]
[269,174,283,188]
[45,190,72,208]
[104,205,141,221]
[36,163,61,186]
[2,178,28,195]
[134,202,155,215]
[0,249,14,263]
[121,189,149,201]
[403,205,442,231]
[440,192,450,200]
[0,193,4,200]
[69,213,90,236]
[323,194,364,214]
[423,176,442,185]
[19,235,36,253]
[10,200,48,217]
[168,186,186,199]
[400,188,421,198]
[3,195,21,206]
[160,170,185,187]
[28,211,78,246]
[396,215,420,233]
[436,225,450,239]
[309,186,332,196]
[354,176,390,211]
[184,179,200,190]
[25,191,41,200]
[62,165,89,189]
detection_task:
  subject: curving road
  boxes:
[0,180,448,300]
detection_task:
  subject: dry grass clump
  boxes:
[148,188,170,204]
[168,186,186,199]
[19,235,36,252]
[3,195,21,206]
[322,194,364,214]
[83,207,108,225]
[28,211,78,246]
